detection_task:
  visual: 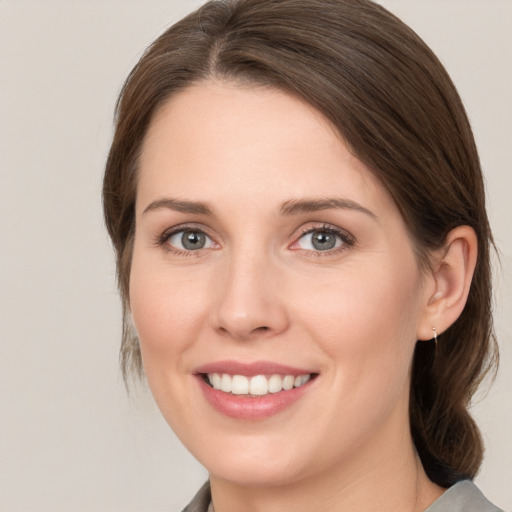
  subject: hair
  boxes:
[103,0,498,488]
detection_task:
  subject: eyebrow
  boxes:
[142,198,214,216]
[142,196,377,220]
[280,198,378,220]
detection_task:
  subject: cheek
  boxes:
[302,261,423,443]
[298,257,423,394]
[302,258,421,338]
[128,249,210,370]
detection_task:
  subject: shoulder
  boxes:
[181,481,211,512]
[426,480,504,512]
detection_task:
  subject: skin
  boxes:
[130,81,476,512]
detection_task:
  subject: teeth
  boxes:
[282,375,294,390]
[232,375,249,395]
[249,375,268,395]
[268,374,283,393]
[211,373,221,390]
[220,373,232,393]
[206,373,311,396]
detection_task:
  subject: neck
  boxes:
[209,418,444,512]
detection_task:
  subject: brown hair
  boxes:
[103,0,497,487]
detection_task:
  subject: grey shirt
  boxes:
[425,480,503,512]
[182,480,504,512]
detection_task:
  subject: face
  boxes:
[130,82,432,487]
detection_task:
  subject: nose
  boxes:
[211,252,289,341]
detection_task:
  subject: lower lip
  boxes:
[197,376,314,420]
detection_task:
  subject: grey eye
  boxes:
[182,231,206,250]
[168,230,213,251]
[298,230,342,251]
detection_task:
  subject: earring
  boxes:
[432,327,438,347]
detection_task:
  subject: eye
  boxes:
[166,229,215,251]
[295,227,352,252]
[298,229,341,251]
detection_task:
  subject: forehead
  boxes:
[137,81,395,218]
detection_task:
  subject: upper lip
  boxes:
[194,360,315,377]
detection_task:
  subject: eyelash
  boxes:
[155,223,355,258]
[292,224,355,257]
[155,224,216,258]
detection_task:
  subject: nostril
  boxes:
[218,324,271,339]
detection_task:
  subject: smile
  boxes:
[195,361,318,419]
[205,373,312,396]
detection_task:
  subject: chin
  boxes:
[182,429,321,487]
[206,455,308,488]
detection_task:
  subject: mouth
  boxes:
[201,372,315,397]
[194,361,318,419]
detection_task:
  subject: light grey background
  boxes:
[0,1,510,510]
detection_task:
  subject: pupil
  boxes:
[312,231,336,250]
[182,231,205,250]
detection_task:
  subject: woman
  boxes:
[103,0,503,510]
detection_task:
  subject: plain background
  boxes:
[1,1,510,510]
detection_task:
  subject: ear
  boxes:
[417,226,478,341]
